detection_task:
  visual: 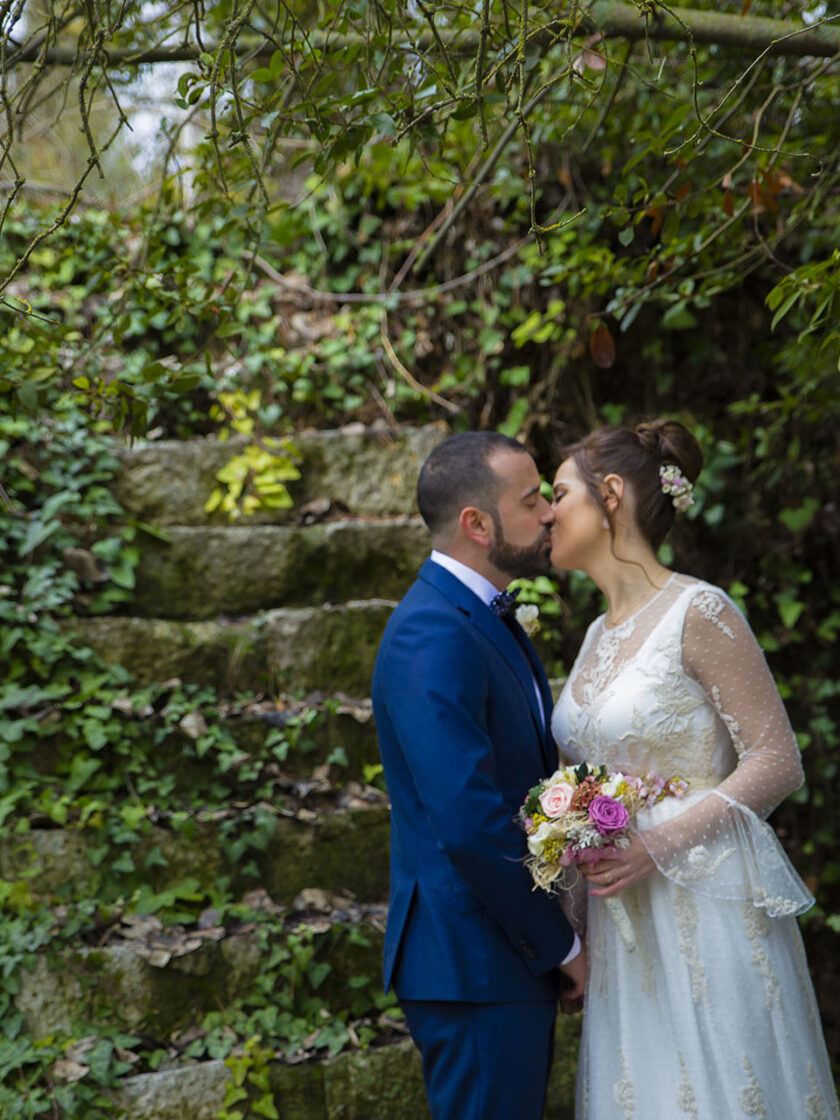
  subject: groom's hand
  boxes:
[557,941,586,1009]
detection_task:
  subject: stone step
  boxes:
[18,900,386,1043]
[107,1023,579,1120]
[2,801,390,904]
[63,600,395,693]
[131,518,428,619]
[225,696,379,779]
[24,694,379,788]
[113,423,446,527]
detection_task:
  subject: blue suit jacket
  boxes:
[372,559,575,1003]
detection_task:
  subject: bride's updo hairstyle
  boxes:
[566,418,703,551]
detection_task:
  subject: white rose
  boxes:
[515,603,540,636]
[527,820,553,856]
[601,774,625,798]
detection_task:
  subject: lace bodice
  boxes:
[551,574,812,917]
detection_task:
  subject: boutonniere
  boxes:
[515,603,540,637]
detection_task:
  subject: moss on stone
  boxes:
[113,424,446,527]
[269,1060,328,1119]
[0,829,93,894]
[110,1060,231,1119]
[314,807,391,902]
[323,1038,427,1120]
[132,520,428,621]
[65,602,392,694]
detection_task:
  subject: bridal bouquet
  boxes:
[519,762,688,951]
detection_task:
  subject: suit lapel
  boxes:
[514,624,558,774]
[418,560,551,770]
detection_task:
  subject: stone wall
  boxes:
[22,422,581,1117]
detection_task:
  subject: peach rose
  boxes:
[538,782,574,818]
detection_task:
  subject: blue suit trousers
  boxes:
[400,998,557,1120]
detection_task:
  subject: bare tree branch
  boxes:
[4,4,840,69]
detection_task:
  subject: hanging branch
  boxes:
[0,121,123,299]
[415,0,460,98]
[664,10,839,158]
[579,38,633,156]
[77,25,106,178]
[379,308,461,413]
[207,0,260,198]
[474,0,492,150]
[411,60,572,274]
[514,0,542,245]
[228,32,270,210]
[0,0,26,176]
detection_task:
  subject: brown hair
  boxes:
[416,431,528,536]
[565,418,703,551]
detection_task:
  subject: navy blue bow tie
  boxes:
[490,588,520,617]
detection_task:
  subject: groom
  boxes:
[372,432,584,1120]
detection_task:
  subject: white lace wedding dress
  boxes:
[551,573,839,1120]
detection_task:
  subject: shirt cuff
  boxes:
[560,933,581,965]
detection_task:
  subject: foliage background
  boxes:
[1,0,839,1111]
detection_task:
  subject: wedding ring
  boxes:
[605,872,614,885]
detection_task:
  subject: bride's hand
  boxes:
[583,834,655,896]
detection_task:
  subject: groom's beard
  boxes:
[488,513,552,580]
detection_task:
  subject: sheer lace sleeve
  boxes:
[637,588,813,917]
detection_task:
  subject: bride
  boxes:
[548,418,838,1119]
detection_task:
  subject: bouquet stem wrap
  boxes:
[605,896,635,952]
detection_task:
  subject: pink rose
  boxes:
[588,795,630,837]
[538,782,574,818]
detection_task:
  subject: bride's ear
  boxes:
[602,473,624,514]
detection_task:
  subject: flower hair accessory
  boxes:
[659,464,694,513]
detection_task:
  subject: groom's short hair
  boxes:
[417,431,527,536]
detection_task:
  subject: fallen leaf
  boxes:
[198,926,226,941]
[120,913,163,939]
[179,710,208,740]
[65,1037,97,1062]
[293,887,333,912]
[240,888,278,912]
[51,1060,89,1082]
[147,948,172,968]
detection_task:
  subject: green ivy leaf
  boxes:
[778,498,819,533]
[19,518,61,557]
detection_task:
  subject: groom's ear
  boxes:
[459,505,493,547]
